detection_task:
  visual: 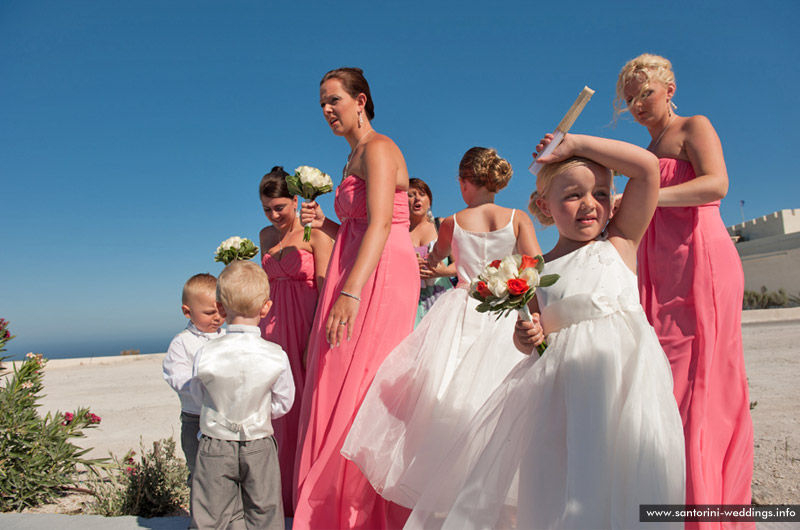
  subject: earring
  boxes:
[358,111,363,128]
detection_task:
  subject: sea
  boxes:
[2,333,174,362]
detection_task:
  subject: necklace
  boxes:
[277,215,297,258]
[649,115,675,152]
[343,129,374,178]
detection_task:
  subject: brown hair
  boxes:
[216,261,270,318]
[459,147,512,193]
[613,53,676,120]
[259,166,292,199]
[409,178,433,206]
[182,273,217,305]
[320,67,375,120]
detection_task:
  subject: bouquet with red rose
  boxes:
[470,254,559,355]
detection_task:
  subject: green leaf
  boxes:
[538,274,560,287]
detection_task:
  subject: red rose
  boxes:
[520,255,539,270]
[507,278,529,296]
[490,260,502,268]
[476,281,492,298]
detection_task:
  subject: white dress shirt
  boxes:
[162,322,226,415]
[190,324,295,441]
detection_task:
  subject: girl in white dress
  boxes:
[405,134,685,529]
[341,147,542,508]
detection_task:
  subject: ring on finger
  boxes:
[339,321,347,326]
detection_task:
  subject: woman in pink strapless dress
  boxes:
[258,166,333,516]
[617,54,754,529]
[294,67,419,529]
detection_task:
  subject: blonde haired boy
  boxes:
[163,273,225,485]
[190,260,294,530]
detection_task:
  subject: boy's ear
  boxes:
[260,299,272,319]
[181,305,191,319]
[215,302,227,319]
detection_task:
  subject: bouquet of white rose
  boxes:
[285,165,334,241]
[470,254,559,355]
[214,236,259,265]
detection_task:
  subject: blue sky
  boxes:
[2,1,798,360]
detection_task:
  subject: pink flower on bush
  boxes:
[62,412,74,426]
[88,413,101,424]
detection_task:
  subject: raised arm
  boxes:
[657,115,728,207]
[300,200,341,240]
[427,215,455,269]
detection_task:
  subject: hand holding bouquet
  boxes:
[285,165,334,241]
[470,254,559,355]
[214,236,259,265]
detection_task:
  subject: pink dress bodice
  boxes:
[334,174,412,225]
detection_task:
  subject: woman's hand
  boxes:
[300,200,325,229]
[513,314,544,355]
[419,256,448,279]
[326,294,360,347]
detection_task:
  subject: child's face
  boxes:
[539,164,612,242]
[182,290,224,333]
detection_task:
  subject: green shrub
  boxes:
[743,287,798,310]
[89,437,189,518]
[0,353,106,511]
[0,318,14,370]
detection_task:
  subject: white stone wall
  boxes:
[728,209,800,240]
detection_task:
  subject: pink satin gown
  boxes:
[260,248,318,517]
[638,158,754,530]
[293,175,419,529]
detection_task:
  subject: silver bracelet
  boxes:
[340,290,361,302]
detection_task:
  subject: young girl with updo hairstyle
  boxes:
[294,67,420,529]
[407,177,455,326]
[341,146,541,511]
[257,166,332,516]
[615,54,754,526]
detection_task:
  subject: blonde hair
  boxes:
[613,53,676,119]
[528,157,610,226]
[459,147,512,193]
[216,261,270,318]
[182,273,217,305]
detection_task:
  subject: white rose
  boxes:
[495,257,519,283]
[221,236,242,250]
[488,277,509,298]
[519,267,540,287]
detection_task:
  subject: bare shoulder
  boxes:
[680,114,717,138]
[260,225,278,245]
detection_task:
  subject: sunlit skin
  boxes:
[513,133,659,354]
[622,75,729,207]
[302,76,410,346]
[407,186,456,280]
[182,290,223,333]
[258,194,332,293]
[537,164,612,248]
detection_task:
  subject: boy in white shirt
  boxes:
[190,260,294,530]
[162,273,225,484]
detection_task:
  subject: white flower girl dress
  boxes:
[404,238,686,529]
[341,211,527,508]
